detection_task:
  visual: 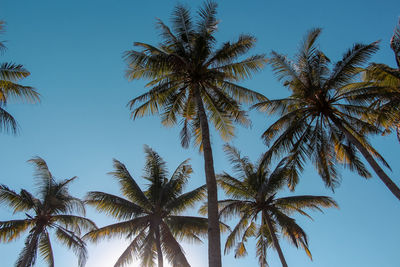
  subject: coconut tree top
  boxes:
[0,157,97,267]
[85,145,222,267]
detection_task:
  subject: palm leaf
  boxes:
[38,230,54,267]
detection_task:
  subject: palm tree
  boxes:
[253,28,400,201]
[123,2,266,266]
[84,146,217,267]
[0,157,96,267]
[0,21,40,134]
[203,144,337,267]
[362,20,400,142]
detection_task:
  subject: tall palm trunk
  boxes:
[331,116,400,201]
[264,213,288,267]
[194,88,222,267]
[155,225,164,267]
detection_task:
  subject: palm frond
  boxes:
[0,63,30,82]
[327,41,379,89]
[84,216,149,243]
[52,215,97,235]
[165,184,206,214]
[114,229,147,267]
[0,185,35,213]
[0,219,33,242]
[54,226,87,267]
[275,195,338,213]
[165,215,208,243]
[160,221,190,267]
[86,191,146,220]
[15,227,42,267]
[0,106,18,134]
[38,230,54,267]
[109,159,152,209]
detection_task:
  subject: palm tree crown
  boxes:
[85,146,213,267]
[123,2,267,266]
[124,2,266,148]
[0,21,40,134]
[0,157,96,267]
[209,144,337,267]
[253,28,400,200]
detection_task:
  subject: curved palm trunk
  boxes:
[264,213,288,267]
[332,117,400,201]
[155,226,164,267]
[194,89,222,267]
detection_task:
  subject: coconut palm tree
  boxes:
[253,28,400,201]
[123,2,266,266]
[85,146,218,267]
[202,144,337,267]
[0,21,40,134]
[0,157,96,267]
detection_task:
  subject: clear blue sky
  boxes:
[1,0,400,266]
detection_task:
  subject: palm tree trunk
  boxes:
[264,213,288,267]
[332,117,400,201]
[155,226,163,267]
[194,89,222,267]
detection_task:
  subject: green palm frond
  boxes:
[223,143,254,179]
[0,63,30,82]
[38,230,54,267]
[0,185,35,213]
[0,219,34,242]
[165,215,208,243]
[209,35,257,65]
[275,195,338,213]
[0,80,39,103]
[27,157,54,194]
[160,221,190,267]
[163,159,192,197]
[138,228,156,267]
[171,4,194,44]
[215,199,252,220]
[217,174,252,199]
[234,221,257,258]
[109,159,152,209]
[256,233,270,267]
[272,209,312,259]
[15,227,42,267]
[54,226,87,267]
[224,214,251,255]
[114,229,147,267]
[84,216,149,243]
[165,185,206,214]
[52,215,97,235]
[0,106,18,134]
[327,42,380,90]
[86,191,147,220]
[216,54,267,81]
[196,0,218,36]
